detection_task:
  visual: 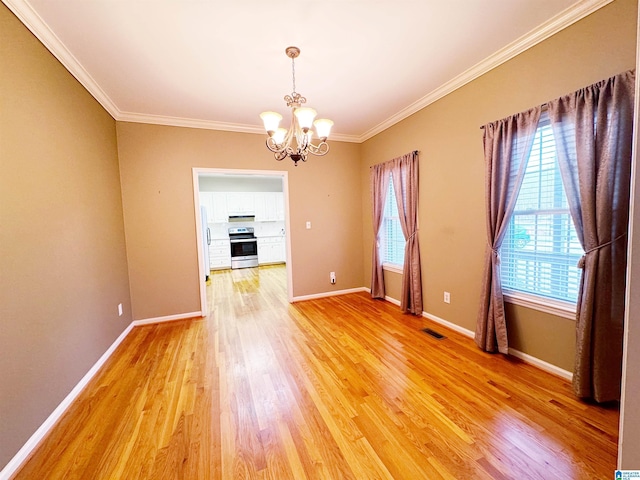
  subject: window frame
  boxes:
[380,176,405,272]
[503,290,577,320]
[500,113,582,320]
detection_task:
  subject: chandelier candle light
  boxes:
[260,46,333,166]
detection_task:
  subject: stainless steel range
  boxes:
[228,227,258,269]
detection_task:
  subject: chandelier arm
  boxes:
[274,151,288,161]
[265,138,284,154]
[306,141,330,156]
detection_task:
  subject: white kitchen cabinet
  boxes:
[199,192,214,222]
[253,193,267,221]
[254,192,275,221]
[199,192,228,223]
[258,237,286,265]
[203,191,282,222]
[274,237,286,262]
[254,192,284,222]
[210,193,228,223]
[209,239,231,269]
[226,192,255,216]
[274,192,284,221]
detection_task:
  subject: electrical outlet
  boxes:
[118,303,123,316]
[306,221,311,229]
[330,272,336,284]
[444,292,450,304]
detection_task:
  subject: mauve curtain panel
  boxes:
[370,163,390,299]
[475,107,542,354]
[391,152,423,315]
[549,70,635,402]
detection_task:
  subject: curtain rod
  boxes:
[369,150,419,169]
[480,103,549,129]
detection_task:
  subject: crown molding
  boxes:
[4,0,612,144]
[117,111,361,143]
[357,0,614,143]
[118,112,267,135]
[2,0,121,118]
[320,132,360,143]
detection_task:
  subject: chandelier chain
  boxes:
[291,55,296,94]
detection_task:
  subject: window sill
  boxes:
[382,263,403,274]
[503,290,577,320]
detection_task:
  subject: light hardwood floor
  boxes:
[13,265,619,479]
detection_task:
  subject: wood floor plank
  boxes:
[11,265,619,479]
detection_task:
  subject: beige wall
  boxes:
[116,122,363,320]
[0,4,132,468]
[361,0,638,371]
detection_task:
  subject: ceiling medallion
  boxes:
[260,47,333,166]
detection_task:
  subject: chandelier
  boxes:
[260,46,333,166]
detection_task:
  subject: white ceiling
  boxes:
[4,0,611,142]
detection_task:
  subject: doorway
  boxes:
[192,168,293,316]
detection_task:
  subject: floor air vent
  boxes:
[422,328,446,340]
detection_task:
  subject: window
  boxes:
[380,177,405,268]
[500,113,584,311]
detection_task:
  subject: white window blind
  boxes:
[381,178,405,267]
[500,112,584,305]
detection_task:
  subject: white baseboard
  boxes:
[0,322,134,480]
[507,348,573,381]
[292,287,368,302]
[384,295,400,306]
[422,310,573,380]
[422,311,475,338]
[133,311,202,326]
